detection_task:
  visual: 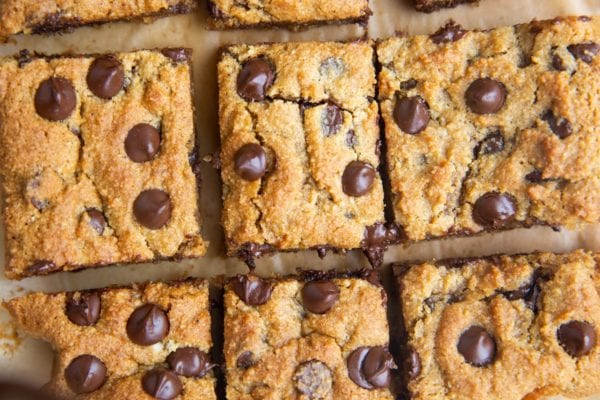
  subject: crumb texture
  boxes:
[377,17,600,241]
[397,250,600,400]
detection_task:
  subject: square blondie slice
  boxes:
[394,251,600,400]
[223,271,395,399]
[208,0,370,29]
[377,17,600,243]
[0,0,196,42]
[218,41,394,267]
[0,49,206,279]
[4,280,216,399]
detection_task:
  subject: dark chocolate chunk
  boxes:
[400,79,418,90]
[525,170,543,183]
[465,78,507,114]
[86,56,124,99]
[405,347,421,379]
[66,291,101,326]
[393,95,430,134]
[557,321,596,357]
[234,143,267,181]
[472,192,517,228]
[64,355,107,394]
[430,21,467,44]
[126,303,170,346]
[301,281,340,314]
[552,54,567,71]
[133,189,171,230]
[237,58,274,101]
[474,131,504,157]
[35,77,76,121]
[161,48,191,63]
[293,360,333,398]
[568,42,599,63]
[542,110,573,139]
[86,209,107,235]
[342,161,376,197]
[236,351,254,369]
[125,123,161,162]
[141,369,182,400]
[347,346,394,389]
[457,326,496,366]
[231,275,273,306]
[235,243,274,269]
[322,104,343,137]
[167,347,213,378]
[25,260,56,276]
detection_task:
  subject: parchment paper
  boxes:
[0,0,599,397]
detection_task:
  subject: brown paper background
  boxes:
[0,0,599,396]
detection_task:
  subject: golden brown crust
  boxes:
[218,41,384,255]
[396,250,600,400]
[377,16,600,242]
[4,280,216,399]
[0,50,206,279]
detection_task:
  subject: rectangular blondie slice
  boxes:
[4,280,216,399]
[0,49,206,279]
[394,251,600,400]
[377,17,600,243]
[0,1,196,41]
[223,271,395,399]
[218,41,394,267]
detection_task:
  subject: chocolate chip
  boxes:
[208,1,224,17]
[430,21,466,44]
[167,347,213,378]
[31,197,49,211]
[557,321,596,357]
[472,192,517,228]
[231,275,273,306]
[345,129,357,147]
[319,57,344,77]
[322,104,343,137]
[133,189,171,230]
[25,260,56,276]
[552,54,567,71]
[64,355,107,394]
[525,170,543,183]
[347,346,394,389]
[302,281,340,314]
[465,78,507,114]
[141,369,182,400]
[126,303,170,346]
[35,77,76,121]
[66,291,101,326]
[342,161,376,197]
[457,326,496,366]
[502,270,545,312]
[400,79,418,90]
[542,110,573,139]
[361,222,402,268]
[474,131,505,157]
[236,351,254,369]
[125,123,161,162]
[567,42,599,63]
[393,95,430,134]
[405,348,421,379]
[234,143,267,181]
[86,209,106,235]
[161,48,191,63]
[293,360,333,398]
[86,56,124,99]
[237,58,274,101]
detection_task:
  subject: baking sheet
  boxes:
[0,0,599,396]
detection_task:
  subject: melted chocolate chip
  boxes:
[237,58,274,101]
[322,104,343,136]
[465,78,507,114]
[26,260,56,276]
[35,77,77,121]
[125,123,161,162]
[542,110,573,139]
[161,48,191,63]
[400,79,418,90]
[472,192,517,228]
[345,129,357,147]
[567,42,599,63]
[66,291,101,326]
[342,161,376,197]
[552,54,567,71]
[86,209,107,235]
[393,95,430,134]
[474,131,505,157]
[361,223,403,268]
[302,281,340,314]
[405,347,421,379]
[141,369,182,400]
[319,57,344,77]
[231,275,273,306]
[457,326,496,366]
[236,351,254,369]
[557,321,596,357]
[126,304,170,346]
[502,270,544,312]
[133,189,171,230]
[167,347,213,378]
[86,56,124,99]
[234,143,267,181]
[347,346,394,389]
[293,360,333,398]
[525,170,543,183]
[64,355,107,394]
[430,21,467,44]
